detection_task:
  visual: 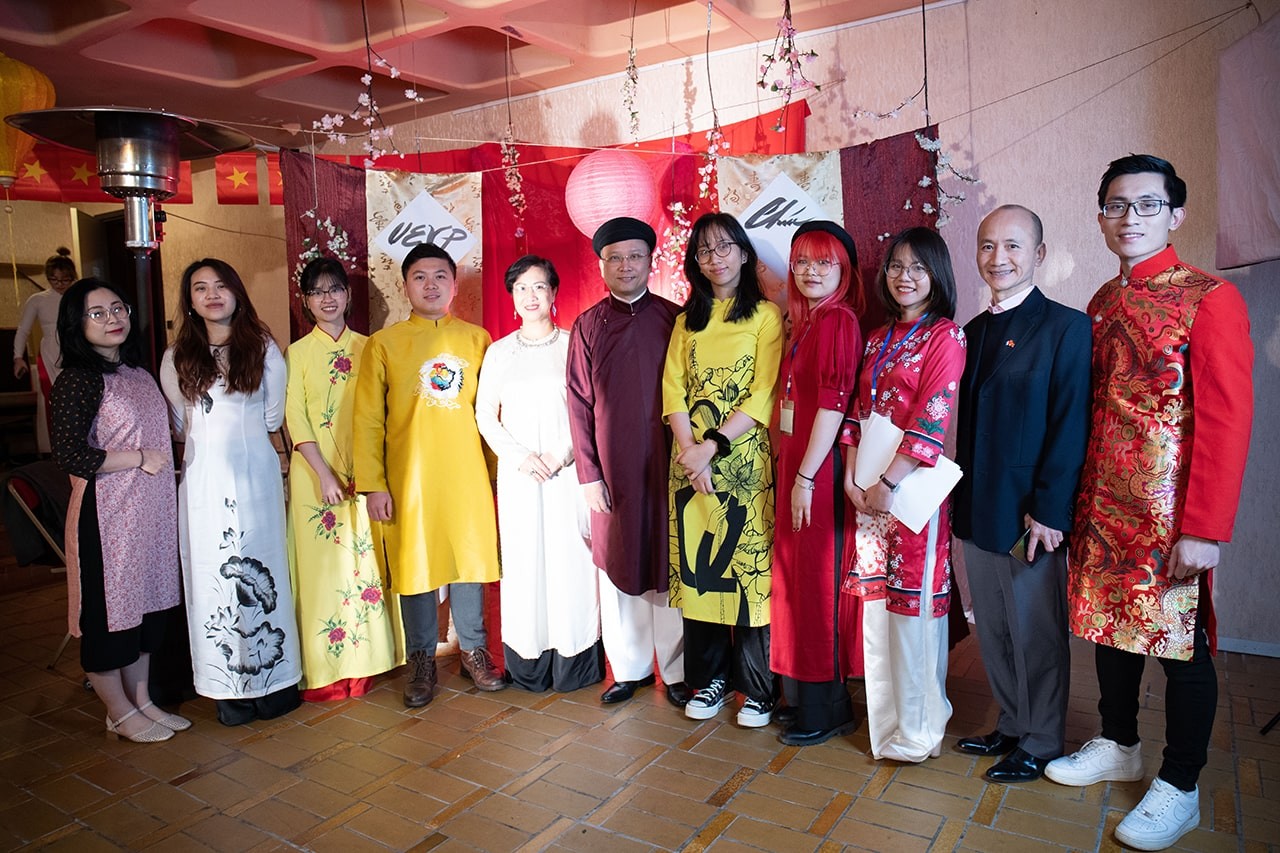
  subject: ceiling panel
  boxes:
[0,0,926,150]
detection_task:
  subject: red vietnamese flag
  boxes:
[10,146,64,201]
[215,152,259,204]
[265,152,283,205]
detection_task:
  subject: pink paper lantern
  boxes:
[564,149,658,238]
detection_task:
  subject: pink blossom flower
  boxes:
[322,511,337,531]
[361,587,382,604]
[334,356,352,374]
[328,627,346,643]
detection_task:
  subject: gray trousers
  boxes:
[400,583,488,656]
[963,540,1070,758]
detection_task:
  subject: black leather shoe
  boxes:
[777,719,856,747]
[956,730,1019,756]
[984,747,1050,783]
[664,681,691,708]
[600,674,656,704]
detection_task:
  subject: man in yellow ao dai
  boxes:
[353,243,503,708]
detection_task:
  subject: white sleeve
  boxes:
[474,342,531,462]
[262,338,287,432]
[158,347,187,438]
[13,294,41,359]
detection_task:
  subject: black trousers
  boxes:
[683,618,773,703]
[1095,607,1216,791]
[781,676,854,732]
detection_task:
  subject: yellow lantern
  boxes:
[0,52,56,188]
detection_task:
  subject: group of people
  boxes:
[43,152,1250,853]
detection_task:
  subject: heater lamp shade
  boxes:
[0,52,55,189]
[564,149,658,239]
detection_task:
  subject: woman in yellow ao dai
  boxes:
[285,258,402,702]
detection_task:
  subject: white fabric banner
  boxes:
[365,169,483,331]
[717,152,843,303]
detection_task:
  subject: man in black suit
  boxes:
[952,205,1091,782]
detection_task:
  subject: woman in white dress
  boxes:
[476,255,603,692]
[13,248,77,452]
[160,258,302,726]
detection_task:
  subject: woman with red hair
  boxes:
[769,221,865,746]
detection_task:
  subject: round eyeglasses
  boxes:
[304,284,348,299]
[886,261,929,281]
[84,304,132,325]
[790,259,839,275]
[695,241,738,262]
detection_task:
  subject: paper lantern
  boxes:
[564,149,658,238]
[0,53,56,188]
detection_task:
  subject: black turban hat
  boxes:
[592,217,657,257]
[791,220,859,269]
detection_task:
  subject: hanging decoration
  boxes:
[696,0,727,206]
[0,52,56,189]
[914,135,978,228]
[622,0,640,139]
[757,0,819,132]
[500,34,527,240]
[654,200,692,303]
[564,149,658,238]
[312,0,424,168]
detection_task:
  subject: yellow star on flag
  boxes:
[70,162,94,185]
[22,160,48,182]
[227,167,250,189]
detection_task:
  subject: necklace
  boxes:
[516,326,561,348]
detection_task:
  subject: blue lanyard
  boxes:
[869,314,928,405]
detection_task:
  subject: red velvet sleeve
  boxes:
[1181,283,1253,541]
[814,305,863,415]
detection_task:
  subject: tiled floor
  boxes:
[1,574,1277,852]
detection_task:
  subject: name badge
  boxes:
[779,400,795,435]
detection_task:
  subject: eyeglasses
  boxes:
[84,304,132,325]
[790,259,839,275]
[604,252,650,268]
[695,241,738,262]
[304,284,347,299]
[512,282,552,296]
[886,261,929,281]
[1100,199,1173,219]
[48,277,75,288]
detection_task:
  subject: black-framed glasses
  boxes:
[886,261,929,281]
[695,241,738,262]
[1100,199,1173,219]
[84,304,132,325]
[791,259,839,275]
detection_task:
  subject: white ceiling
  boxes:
[0,0,922,150]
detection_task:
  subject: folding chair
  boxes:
[5,469,73,668]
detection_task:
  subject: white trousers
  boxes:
[598,569,685,683]
[862,513,952,762]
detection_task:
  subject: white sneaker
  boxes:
[1115,778,1199,851]
[684,678,728,720]
[737,697,773,728]
[1044,736,1144,786]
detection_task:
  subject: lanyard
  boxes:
[869,314,928,406]
[783,322,814,400]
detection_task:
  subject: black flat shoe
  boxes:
[600,674,656,704]
[984,747,1051,783]
[956,730,1019,756]
[664,681,691,708]
[777,719,856,747]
